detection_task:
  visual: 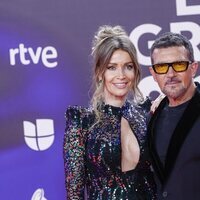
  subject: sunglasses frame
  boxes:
[152,61,192,74]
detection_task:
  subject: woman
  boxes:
[63,25,157,199]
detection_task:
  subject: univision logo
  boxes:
[23,119,54,151]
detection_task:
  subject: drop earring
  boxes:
[98,79,102,87]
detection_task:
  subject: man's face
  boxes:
[149,46,198,104]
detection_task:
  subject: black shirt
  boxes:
[155,101,189,165]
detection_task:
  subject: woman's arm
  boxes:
[63,106,86,200]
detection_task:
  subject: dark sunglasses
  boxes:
[152,61,192,74]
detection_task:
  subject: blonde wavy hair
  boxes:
[90,25,144,119]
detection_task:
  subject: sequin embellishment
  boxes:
[63,102,156,199]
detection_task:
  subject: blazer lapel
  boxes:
[148,97,168,184]
[164,90,200,180]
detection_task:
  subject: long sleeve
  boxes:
[63,106,86,200]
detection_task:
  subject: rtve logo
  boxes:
[23,119,54,151]
[9,43,58,68]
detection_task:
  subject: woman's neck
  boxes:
[104,98,125,107]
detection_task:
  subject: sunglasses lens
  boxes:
[153,63,169,74]
[173,61,188,72]
[153,61,190,74]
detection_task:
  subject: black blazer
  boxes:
[148,89,200,199]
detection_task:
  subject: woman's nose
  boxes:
[117,68,125,78]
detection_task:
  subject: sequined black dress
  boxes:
[63,101,156,199]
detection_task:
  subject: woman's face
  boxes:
[102,49,135,106]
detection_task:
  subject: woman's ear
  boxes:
[98,79,103,87]
[97,75,103,87]
[98,74,103,82]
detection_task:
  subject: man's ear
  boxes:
[191,61,199,78]
[149,67,157,82]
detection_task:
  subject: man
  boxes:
[148,32,200,199]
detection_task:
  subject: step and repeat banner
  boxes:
[0,0,199,199]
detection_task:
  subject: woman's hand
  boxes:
[150,93,165,113]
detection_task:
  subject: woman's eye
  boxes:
[107,66,116,70]
[126,64,133,70]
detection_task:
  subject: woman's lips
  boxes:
[113,82,127,89]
